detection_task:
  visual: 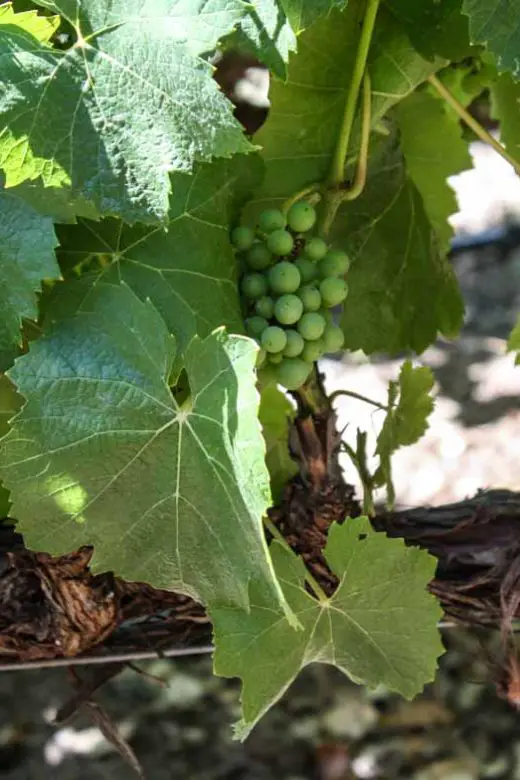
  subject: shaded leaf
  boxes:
[214,516,442,739]
[231,0,296,79]
[259,384,297,502]
[462,0,520,77]
[0,0,252,223]
[385,0,473,61]
[0,281,286,613]
[490,72,520,163]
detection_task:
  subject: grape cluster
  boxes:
[231,201,349,391]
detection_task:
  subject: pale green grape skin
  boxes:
[267,261,301,294]
[297,312,326,340]
[320,277,348,307]
[287,201,317,233]
[247,243,273,270]
[322,324,345,353]
[301,338,325,363]
[283,329,305,357]
[319,249,350,277]
[298,285,321,312]
[277,358,313,391]
[259,208,286,233]
[294,257,317,283]
[261,325,287,353]
[319,308,335,325]
[231,225,255,251]
[245,316,269,338]
[267,229,294,256]
[256,347,267,367]
[255,295,275,320]
[304,236,327,261]
[241,273,268,299]
[269,352,283,364]
[274,294,304,325]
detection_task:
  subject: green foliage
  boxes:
[490,73,520,161]
[213,517,443,739]
[385,0,473,61]
[507,316,520,364]
[258,384,298,501]
[462,0,520,76]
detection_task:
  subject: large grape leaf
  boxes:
[0,373,23,517]
[490,73,520,163]
[395,89,472,252]
[0,2,59,42]
[333,137,464,354]
[0,187,60,370]
[54,157,259,355]
[384,0,473,61]
[245,3,441,217]
[462,0,520,77]
[230,0,296,80]
[282,0,349,32]
[0,0,252,224]
[259,384,297,502]
[0,280,290,613]
[213,516,443,739]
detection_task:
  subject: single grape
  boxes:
[246,242,272,271]
[261,325,287,353]
[267,261,301,294]
[322,324,345,353]
[231,225,254,251]
[294,256,317,283]
[241,272,268,299]
[268,352,283,364]
[255,295,275,320]
[276,358,313,391]
[287,201,317,233]
[283,329,305,357]
[304,236,328,261]
[319,249,350,277]
[245,316,269,338]
[298,285,321,312]
[320,277,348,307]
[267,229,294,256]
[297,312,326,341]
[256,347,267,367]
[258,208,286,233]
[274,294,304,325]
[301,338,325,363]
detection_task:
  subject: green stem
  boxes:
[428,74,520,176]
[341,71,372,202]
[282,183,321,214]
[340,440,375,516]
[329,387,387,412]
[263,516,329,603]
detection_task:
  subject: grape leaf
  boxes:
[0,187,60,370]
[0,2,59,42]
[213,516,443,739]
[490,73,520,163]
[384,0,473,61]
[462,0,520,77]
[281,0,349,33]
[0,280,289,613]
[0,0,252,224]
[507,315,520,364]
[375,361,435,506]
[259,384,297,502]
[334,137,464,354]
[395,90,472,251]
[246,3,441,217]
[0,373,23,517]
[54,157,259,355]
[230,0,296,80]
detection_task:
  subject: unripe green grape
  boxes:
[304,236,327,262]
[267,229,294,256]
[268,352,283,364]
[255,295,275,320]
[298,285,321,312]
[274,294,304,325]
[231,225,254,251]
[297,312,326,341]
[258,363,278,386]
[294,256,317,283]
[287,201,317,233]
[320,277,348,307]
[245,316,269,338]
[261,325,287,353]
[267,261,301,294]
[322,324,345,353]
[241,272,268,299]
[258,208,286,233]
[246,242,272,270]
[301,338,325,363]
[256,347,267,367]
[319,308,334,325]
[276,358,313,391]
[319,249,350,277]
[283,329,305,357]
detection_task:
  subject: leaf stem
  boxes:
[341,71,372,202]
[263,516,329,603]
[282,183,321,214]
[428,74,520,176]
[329,387,387,412]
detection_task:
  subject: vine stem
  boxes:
[328,387,387,412]
[341,71,372,202]
[282,183,320,214]
[263,516,329,603]
[428,74,520,176]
